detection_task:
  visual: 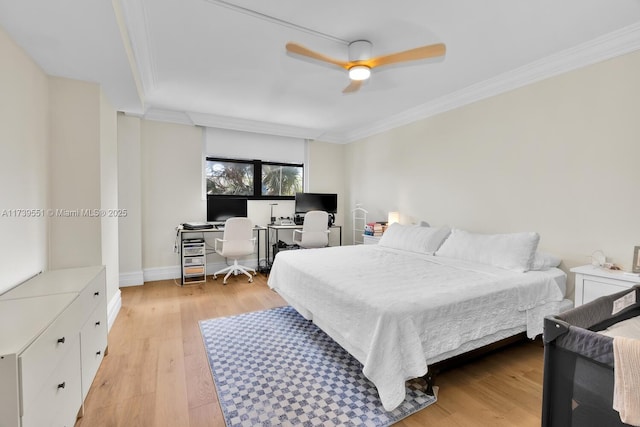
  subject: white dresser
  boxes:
[571,265,640,307]
[0,266,107,427]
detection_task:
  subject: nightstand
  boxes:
[571,265,640,307]
[362,234,381,245]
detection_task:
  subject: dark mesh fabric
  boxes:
[542,286,640,427]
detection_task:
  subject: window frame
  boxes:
[205,156,304,200]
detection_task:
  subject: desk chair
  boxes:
[292,210,330,249]
[213,217,256,284]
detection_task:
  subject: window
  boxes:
[206,157,303,199]
[206,159,254,196]
[261,163,303,197]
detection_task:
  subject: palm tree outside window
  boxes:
[206,157,303,199]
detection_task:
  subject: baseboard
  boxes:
[143,258,260,283]
[119,270,144,287]
[107,289,121,333]
[143,265,181,282]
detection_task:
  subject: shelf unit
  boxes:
[182,238,206,285]
[352,205,368,245]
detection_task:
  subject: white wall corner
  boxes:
[119,270,144,287]
[107,289,122,333]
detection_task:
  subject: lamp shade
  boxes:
[388,211,400,225]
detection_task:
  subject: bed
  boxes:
[542,285,640,426]
[267,224,572,411]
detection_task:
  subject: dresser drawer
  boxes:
[582,279,634,305]
[21,338,82,427]
[75,271,106,324]
[80,302,108,399]
[19,298,83,411]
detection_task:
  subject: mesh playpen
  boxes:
[542,284,640,426]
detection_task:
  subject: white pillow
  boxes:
[530,251,562,270]
[378,223,451,255]
[435,229,540,272]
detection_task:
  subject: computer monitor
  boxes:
[207,197,248,222]
[294,193,338,214]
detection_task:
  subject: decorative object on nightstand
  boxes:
[571,265,640,307]
[633,246,640,274]
[591,249,606,267]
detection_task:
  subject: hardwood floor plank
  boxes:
[184,350,217,410]
[77,274,547,426]
[154,337,190,427]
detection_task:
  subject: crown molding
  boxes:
[118,0,157,95]
[187,111,324,140]
[335,22,640,144]
[142,108,195,126]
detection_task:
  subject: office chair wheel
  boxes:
[248,277,253,283]
[213,275,218,280]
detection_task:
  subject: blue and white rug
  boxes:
[199,306,436,427]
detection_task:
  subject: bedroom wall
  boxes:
[0,26,50,294]
[48,77,103,269]
[343,50,640,298]
[117,114,143,286]
[49,76,120,316]
[307,140,346,247]
[140,120,203,280]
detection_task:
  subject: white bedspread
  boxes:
[267,245,566,411]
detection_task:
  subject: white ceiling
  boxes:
[2,0,640,143]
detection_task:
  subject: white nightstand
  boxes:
[362,234,381,245]
[571,265,640,307]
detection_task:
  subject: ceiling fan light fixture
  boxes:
[348,65,371,81]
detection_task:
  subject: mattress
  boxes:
[267,244,568,411]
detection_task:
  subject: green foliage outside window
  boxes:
[206,160,253,195]
[262,164,303,197]
[205,158,303,198]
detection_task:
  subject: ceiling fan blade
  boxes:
[342,80,363,94]
[365,43,446,68]
[286,42,350,69]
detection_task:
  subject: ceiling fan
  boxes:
[286,40,446,94]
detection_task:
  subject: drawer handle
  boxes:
[96,350,102,356]
[57,382,66,389]
[95,321,101,326]
[94,291,100,296]
[57,337,66,344]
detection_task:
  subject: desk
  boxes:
[266,224,342,267]
[178,226,267,285]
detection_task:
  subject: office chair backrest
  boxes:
[220,217,254,257]
[300,210,329,247]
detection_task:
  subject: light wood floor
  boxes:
[77,274,546,427]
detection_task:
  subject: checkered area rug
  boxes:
[199,306,436,426]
